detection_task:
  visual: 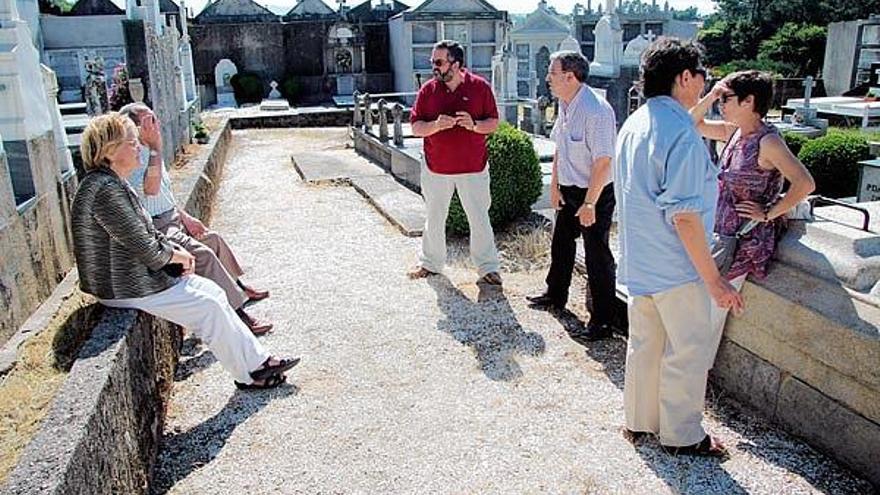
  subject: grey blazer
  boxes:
[72,167,177,300]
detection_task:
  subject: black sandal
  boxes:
[664,435,728,457]
[249,357,300,382]
[235,373,287,390]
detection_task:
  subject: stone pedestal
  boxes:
[41,65,73,176]
[589,13,623,78]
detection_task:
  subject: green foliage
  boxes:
[280,76,302,104]
[446,122,542,236]
[192,121,208,139]
[698,24,732,67]
[797,131,869,198]
[230,72,264,104]
[672,6,700,21]
[757,23,826,77]
[781,131,808,157]
[713,58,795,78]
[699,0,880,67]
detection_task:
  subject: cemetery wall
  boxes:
[0,120,235,495]
[0,134,77,347]
[190,21,394,104]
[712,264,880,485]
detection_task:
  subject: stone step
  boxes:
[291,151,386,184]
[58,102,87,115]
[350,175,424,237]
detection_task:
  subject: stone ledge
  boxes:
[1,308,181,495]
[713,340,880,486]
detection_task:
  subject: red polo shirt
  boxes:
[410,70,499,174]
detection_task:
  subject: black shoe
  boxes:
[579,321,615,341]
[526,293,566,311]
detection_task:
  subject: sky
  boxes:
[114,0,717,19]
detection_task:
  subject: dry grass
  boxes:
[0,291,98,485]
[448,217,552,273]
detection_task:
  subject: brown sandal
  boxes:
[235,373,287,390]
[478,272,503,286]
[249,357,300,382]
[664,435,728,457]
[407,266,437,279]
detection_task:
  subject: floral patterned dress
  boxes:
[715,123,785,280]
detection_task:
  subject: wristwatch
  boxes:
[149,149,160,157]
[584,201,595,209]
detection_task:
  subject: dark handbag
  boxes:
[711,219,760,275]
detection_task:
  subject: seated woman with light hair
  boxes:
[71,112,298,389]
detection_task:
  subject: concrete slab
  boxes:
[291,151,385,184]
[350,175,425,237]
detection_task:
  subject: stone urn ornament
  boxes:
[129,78,145,102]
[268,80,282,99]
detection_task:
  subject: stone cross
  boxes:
[803,76,816,109]
[874,66,880,85]
[646,29,656,43]
[269,80,281,99]
[392,102,404,146]
[377,99,389,141]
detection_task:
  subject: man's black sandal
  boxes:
[249,357,300,382]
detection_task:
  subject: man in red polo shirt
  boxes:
[407,39,502,285]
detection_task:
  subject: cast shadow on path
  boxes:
[426,275,545,381]
[546,310,868,494]
[150,384,298,495]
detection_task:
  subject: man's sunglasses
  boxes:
[691,67,707,78]
[431,58,451,67]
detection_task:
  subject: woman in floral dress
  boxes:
[690,70,815,332]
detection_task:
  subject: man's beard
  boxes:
[433,67,454,82]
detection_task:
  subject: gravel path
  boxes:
[152,128,873,495]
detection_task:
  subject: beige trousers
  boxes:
[623,281,725,447]
[152,209,247,310]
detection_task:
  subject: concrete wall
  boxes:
[588,66,639,128]
[0,133,77,348]
[40,15,125,49]
[823,20,861,96]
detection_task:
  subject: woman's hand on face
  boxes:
[734,200,767,222]
[171,247,195,276]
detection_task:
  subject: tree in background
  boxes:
[758,23,826,77]
[702,0,880,74]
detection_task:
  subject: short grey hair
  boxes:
[118,102,152,126]
[549,50,590,82]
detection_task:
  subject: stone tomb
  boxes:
[214,58,237,107]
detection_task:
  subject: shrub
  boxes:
[230,72,264,104]
[712,58,795,78]
[446,122,542,236]
[781,131,808,157]
[758,23,826,78]
[281,76,302,104]
[797,131,869,198]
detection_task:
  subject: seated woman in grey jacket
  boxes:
[72,113,297,389]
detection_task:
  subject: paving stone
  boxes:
[291,151,385,184]
[350,175,424,237]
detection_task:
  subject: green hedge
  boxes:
[230,72,264,104]
[446,122,542,236]
[797,131,869,198]
[781,131,808,157]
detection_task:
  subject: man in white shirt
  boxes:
[120,103,273,335]
[527,50,619,341]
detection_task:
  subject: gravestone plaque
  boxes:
[858,159,880,202]
[214,59,237,107]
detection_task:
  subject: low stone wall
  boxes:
[352,128,421,190]
[0,121,236,495]
[712,264,880,486]
[229,109,352,129]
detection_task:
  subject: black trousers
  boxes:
[545,184,617,325]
